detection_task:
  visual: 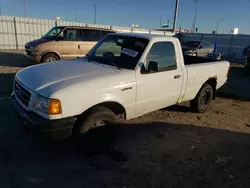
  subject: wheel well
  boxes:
[81,102,126,119]
[205,78,217,99]
[41,52,60,62]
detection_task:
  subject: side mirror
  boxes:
[148,61,159,72]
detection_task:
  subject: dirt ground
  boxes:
[1,50,250,188]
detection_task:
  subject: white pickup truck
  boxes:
[12,33,230,142]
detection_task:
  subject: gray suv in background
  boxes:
[182,40,214,57]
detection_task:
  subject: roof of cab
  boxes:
[109,32,173,40]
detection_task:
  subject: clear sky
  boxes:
[1,0,250,34]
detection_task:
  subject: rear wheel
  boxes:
[41,53,59,63]
[190,83,213,113]
[72,107,118,155]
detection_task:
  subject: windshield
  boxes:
[86,35,149,70]
[183,41,201,48]
[42,27,63,39]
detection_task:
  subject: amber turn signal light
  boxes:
[48,99,62,115]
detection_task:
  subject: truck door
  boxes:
[135,41,183,117]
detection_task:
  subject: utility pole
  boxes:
[65,12,67,21]
[24,0,27,17]
[192,0,198,33]
[74,8,77,22]
[173,0,179,32]
[216,17,226,34]
[160,16,163,28]
[94,5,97,24]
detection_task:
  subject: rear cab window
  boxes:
[202,41,213,48]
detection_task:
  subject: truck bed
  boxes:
[184,55,220,65]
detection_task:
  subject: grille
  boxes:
[14,80,31,107]
[25,46,32,55]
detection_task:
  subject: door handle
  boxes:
[174,75,181,79]
[78,45,80,49]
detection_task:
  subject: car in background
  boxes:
[242,46,250,71]
[243,46,250,59]
[182,40,214,57]
[25,26,116,63]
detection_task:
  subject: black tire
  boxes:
[190,83,213,113]
[41,53,59,63]
[72,107,118,155]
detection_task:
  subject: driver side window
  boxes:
[61,29,81,41]
[146,42,177,71]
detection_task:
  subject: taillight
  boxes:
[226,66,230,77]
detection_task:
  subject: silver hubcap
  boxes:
[46,57,56,62]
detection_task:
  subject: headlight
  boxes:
[184,50,193,54]
[33,94,62,115]
[30,46,38,53]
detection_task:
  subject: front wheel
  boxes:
[41,53,59,63]
[72,107,118,155]
[190,83,213,113]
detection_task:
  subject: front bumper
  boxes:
[11,95,76,142]
[24,52,41,63]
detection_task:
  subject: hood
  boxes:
[25,38,50,47]
[16,58,133,97]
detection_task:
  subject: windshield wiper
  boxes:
[85,56,121,69]
[84,55,92,62]
[106,59,121,70]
